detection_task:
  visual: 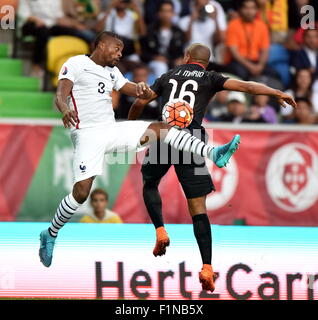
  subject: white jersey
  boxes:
[58,55,129,129]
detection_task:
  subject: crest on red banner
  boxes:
[266,143,318,212]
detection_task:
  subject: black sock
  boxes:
[143,180,164,229]
[192,214,212,265]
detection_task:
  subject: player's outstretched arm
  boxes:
[120,81,153,99]
[128,91,158,120]
[223,79,298,109]
[55,79,78,128]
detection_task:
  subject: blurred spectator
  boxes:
[64,0,101,36]
[179,0,227,64]
[291,68,314,99]
[292,98,316,124]
[292,22,318,48]
[256,0,288,43]
[282,68,317,118]
[219,91,249,123]
[143,0,191,25]
[291,29,318,76]
[97,0,146,60]
[140,0,185,78]
[217,0,238,13]
[114,64,160,119]
[286,0,318,50]
[75,0,101,19]
[225,0,272,80]
[80,189,123,223]
[18,0,97,76]
[205,90,229,121]
[249,95,278,123]
[100,0,111,10]
[219,91,275,123]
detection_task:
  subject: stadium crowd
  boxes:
[17,0,318,125]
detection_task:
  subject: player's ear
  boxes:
[184,51,190,63]
[99,42,105,50]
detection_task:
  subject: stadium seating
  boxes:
[0,75,40,91]
[0,43,58,118]
[268,44,291,88]
[46,36,90,87]
[0,58,22,76]
[0,43,9,58]
[0,91,56,117]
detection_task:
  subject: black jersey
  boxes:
[150,63,229,129]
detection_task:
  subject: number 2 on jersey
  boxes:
[168,79,198,108]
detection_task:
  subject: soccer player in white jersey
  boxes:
[39,31,244,268]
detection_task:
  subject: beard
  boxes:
[107,59,119,67]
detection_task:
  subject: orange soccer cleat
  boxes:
[199,264,217,292]
[153,226,170,257]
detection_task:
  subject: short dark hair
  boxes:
[239,0,257,8]
[159,0,174,10]
[94,31,123,49]
[90,188,109,202]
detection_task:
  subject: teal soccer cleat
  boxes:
[211,134,240,168]
[39,229,56,267]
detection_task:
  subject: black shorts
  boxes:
[141,128,215,199]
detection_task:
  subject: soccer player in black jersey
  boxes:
[129,43,297,292]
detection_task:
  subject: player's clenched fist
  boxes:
[136,82,152,99]
[62,109,78,128]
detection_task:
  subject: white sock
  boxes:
[48,193,81,237]
[164,127,213,158]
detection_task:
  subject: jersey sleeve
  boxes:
[58,57,81,83]
[113,67,129,91]
[150,73,166,96]
[209,72,229,92]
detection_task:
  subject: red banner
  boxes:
[113,128,318,226]
[0,124,52,221]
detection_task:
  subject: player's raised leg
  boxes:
[139,122,240,168]
[188,196,216,293]
[39,177,94,267]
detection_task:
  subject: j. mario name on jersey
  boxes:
[175,69,205,78]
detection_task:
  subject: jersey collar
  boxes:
[187,62,206,70]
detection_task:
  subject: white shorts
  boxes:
[70,121,151,183]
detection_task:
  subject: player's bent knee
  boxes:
[187,197,207,216]
[73,189,89,204]
[73,182,92,204]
